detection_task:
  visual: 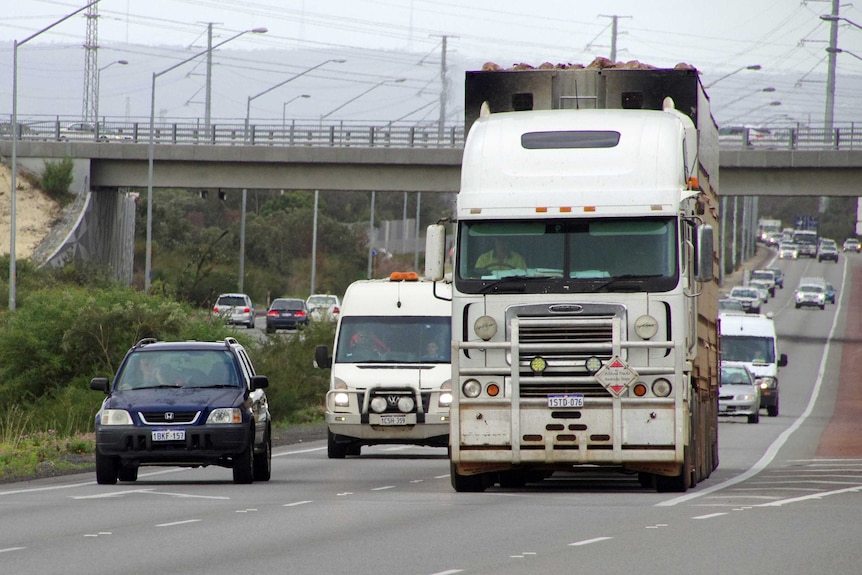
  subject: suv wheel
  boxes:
[95,452,119,485]
[253,426,272,482]
[118,464,139,482]
[232,437,255,484]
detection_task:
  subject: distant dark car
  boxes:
[90,337,271,485]
[266,298,309,333]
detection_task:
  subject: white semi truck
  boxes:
[314,272,453,458]
[426,64,720,492]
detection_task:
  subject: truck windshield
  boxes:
[335,317,451,364]
[456,217,678,294]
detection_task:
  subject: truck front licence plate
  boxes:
[377,415,408,425]
[152,429,185,441]
[547,394,584,408]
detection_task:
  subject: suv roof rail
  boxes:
[223,337,239,348]
[134,338,158,348]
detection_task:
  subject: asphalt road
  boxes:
[2,251,861,575]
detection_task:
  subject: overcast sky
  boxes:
[3,0,862,127]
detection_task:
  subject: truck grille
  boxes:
[507,303,626,398]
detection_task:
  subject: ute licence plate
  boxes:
[152,429,185,441]
[547,394,584,408]
[370,414,415,426]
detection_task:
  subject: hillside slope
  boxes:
[0,163,61,259]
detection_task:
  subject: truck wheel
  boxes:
[95,452,119,485]
[253,426,272,481]
[232,440,255,484]
[655,446,692,493]
[450,461,489,493]
[327,430,348,459]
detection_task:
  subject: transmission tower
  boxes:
[82,3,99,122]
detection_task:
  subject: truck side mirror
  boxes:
[778,353,788,367]
[425,224,446,281]
[694,224,714,283]
[314,345,332,369]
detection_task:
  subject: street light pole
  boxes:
[8,0,102,311]
[95,59,128,130]
[145,27,267,292]
[704,64,761,89]
[282,94,311,129]
[721,86,776,110]
[320,78,407,121]
[245,59,345,143]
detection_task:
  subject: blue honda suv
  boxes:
[90,337,271,484]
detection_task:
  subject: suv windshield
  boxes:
[115,350,240,390]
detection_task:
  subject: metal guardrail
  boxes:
[4,117,862,151]
[1,118,466,149]
[719,125,862,151]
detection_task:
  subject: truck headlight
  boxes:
[438,392,453,407]
[206,408,243,424]
[100,409,132,426]
[334,392,350,407]
[462,379,482,398]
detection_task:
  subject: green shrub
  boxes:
[40,156,75,202]
[254,321,335,424]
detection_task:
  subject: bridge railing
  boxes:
[2,118,466,149]
[718,124,862,150]
[4,117,862,151]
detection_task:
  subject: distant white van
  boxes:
[314,272,452,458]
[719,313,788,417]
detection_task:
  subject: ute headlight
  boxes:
[462,379,482,398]
[207,408,243,424]
[759,377,777,389]
[334,392,350,407]
[100,409,132,426]
[634,315,659,340]
[652,378,672,397]
[474,316,497,341]
[397,396,415,413]
[370,396,388,413]
[438,382,452,407]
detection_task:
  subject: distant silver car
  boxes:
[59,122,131,142]
[306,294,341,322]
[719,362,761,424]
[213,293,256,328]
[778,243,798,260]
[729,286,763,314]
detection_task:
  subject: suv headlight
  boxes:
[100,409,132,426]
[206,408,243,424]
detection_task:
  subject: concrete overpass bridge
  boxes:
[3,121,862,284]
[4,140,862,197]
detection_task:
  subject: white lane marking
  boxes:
[692,512,728,519]
[0,547,26,553]
[283,500,313,507]
[371,486,395,491]
[155,519,202,527]
[757,484,862,507]
[658,280,845,507]
[272,446,327,458]
[569,536,613,546]
[428,571,463,575]
[73,489,229,500]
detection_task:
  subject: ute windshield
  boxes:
[335,316,451,364]
[456,217,679,294]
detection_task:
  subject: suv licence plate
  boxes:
[548,394,584,408]
[152,429,186,441]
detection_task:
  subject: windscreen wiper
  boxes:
[593,274,661,292]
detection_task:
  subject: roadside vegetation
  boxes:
[0,186,452,482]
